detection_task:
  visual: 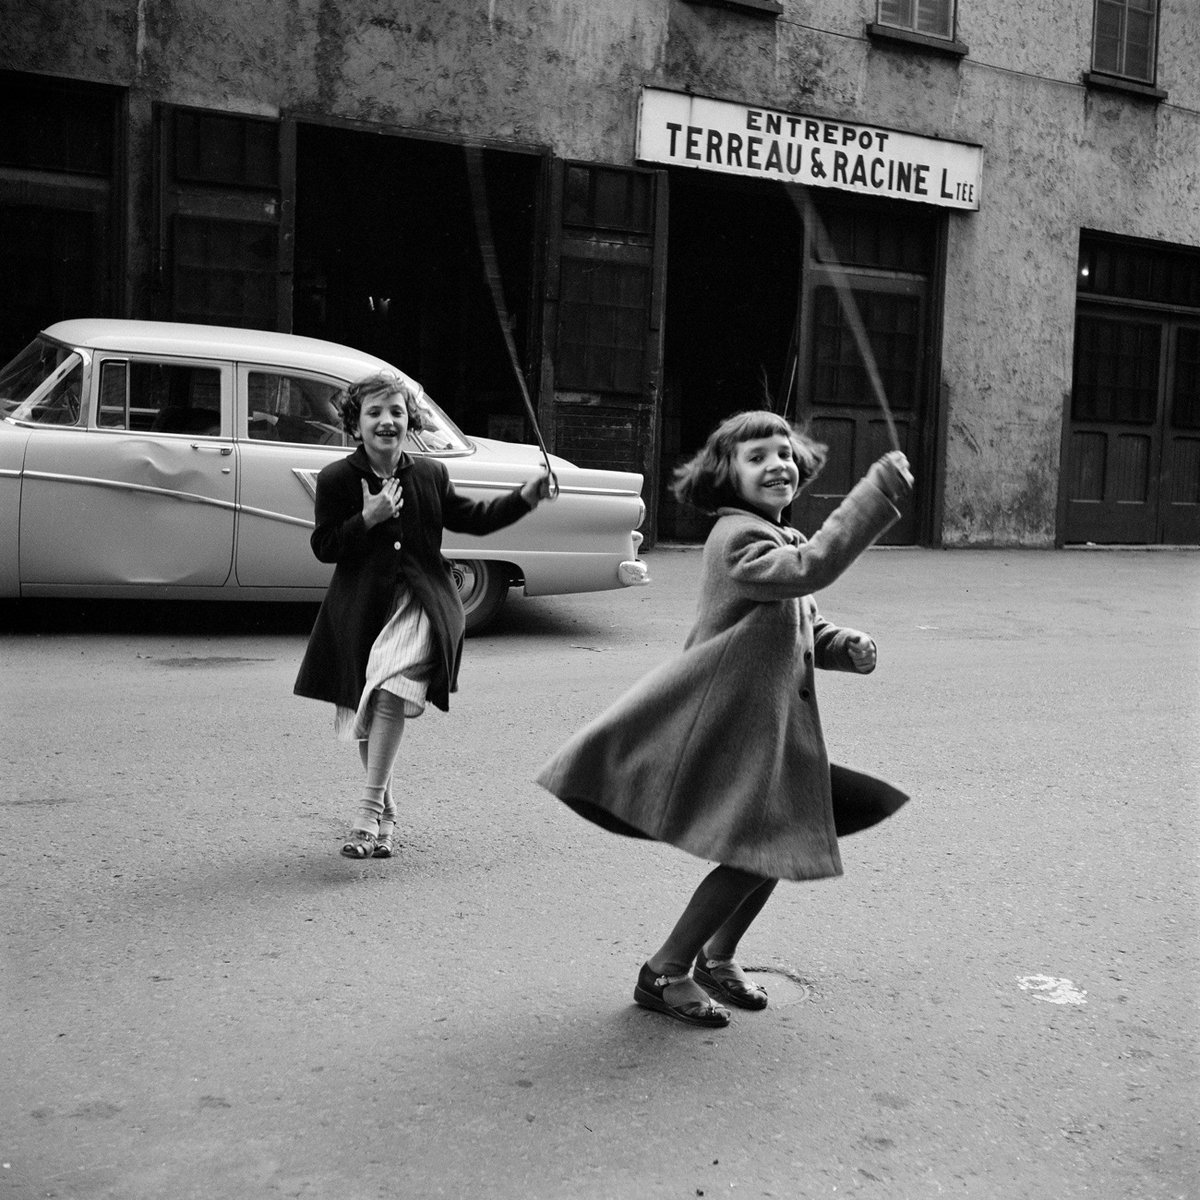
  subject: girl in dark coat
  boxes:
[295,372,548,859]
[537,410,912,1026]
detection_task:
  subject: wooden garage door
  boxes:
[792,200,938,545]
[542,160,667,543]
[1064,310,1200,544]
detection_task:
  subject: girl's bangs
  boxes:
[723,410,793,444]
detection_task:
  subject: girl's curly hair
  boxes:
[339,372,427,438]
[672,409,827,514]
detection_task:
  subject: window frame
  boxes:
[555,251,652,396]
[154,103,284,329]
[867,0,967,58]
[93,354,230,437]
[1091,0,1159,84]
[1085,0,1166,100]
[243,367,348,447]
[681,0,782,15]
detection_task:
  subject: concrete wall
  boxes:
[934,2,1200,544]
[650,2,1200,544]
[5,1,668,148]
[4,0,1199,545]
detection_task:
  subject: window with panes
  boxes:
[809,206,933,423]
[1092,0,1159,84]
[556,166,653,395]
[876,0,955,41]
[159,107,280,330]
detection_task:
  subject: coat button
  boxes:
[800,688,811,700]
[803,650,813,663]
[394,541,402,551]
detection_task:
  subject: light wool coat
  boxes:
[536,463,901,882]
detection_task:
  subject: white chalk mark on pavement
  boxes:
[1017,974,1088,1005]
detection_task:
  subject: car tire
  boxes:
[450,559,509,635]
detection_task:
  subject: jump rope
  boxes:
[464,147,901,484]
[464,145,560,499]
[783,184,902,455]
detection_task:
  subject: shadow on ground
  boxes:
[0,592,622,641]
[0,598,322,636]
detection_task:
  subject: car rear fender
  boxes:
[441,473,645,597]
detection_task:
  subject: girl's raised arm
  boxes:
[725,455,911,599]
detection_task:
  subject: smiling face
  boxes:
[730,433,801,521]
[356,389,410,467]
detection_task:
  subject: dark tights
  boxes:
[646,865,779,977]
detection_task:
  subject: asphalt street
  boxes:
[3,546,1198,1200]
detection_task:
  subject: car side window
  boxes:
[98,359,223,434]
[247,370,348,445]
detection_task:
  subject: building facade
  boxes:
[2,0,1198,546]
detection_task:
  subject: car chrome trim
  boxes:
[412,446,475,459]
[292,468,320,501]
[460,478,643,498]
[236,504,314,529]
[291,467,639,503]
[22,470,239,512]
[618,560,651,587]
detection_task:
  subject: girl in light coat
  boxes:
[537,410,912,1026]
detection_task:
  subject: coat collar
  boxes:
[346,444,414,480]
[715,504,803,546]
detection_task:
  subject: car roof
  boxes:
[43,319,408,381]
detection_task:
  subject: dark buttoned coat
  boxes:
[294,446,531,714]
[537,464,903,881]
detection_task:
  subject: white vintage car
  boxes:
[0,320,648,631]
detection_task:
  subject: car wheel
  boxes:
[450,559,509,634]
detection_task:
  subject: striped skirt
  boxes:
[334,581,437,742]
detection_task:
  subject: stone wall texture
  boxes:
[4,0,1198,545]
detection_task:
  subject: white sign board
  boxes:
[637,88,982,211]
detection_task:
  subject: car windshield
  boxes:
[411,390,472,453]
[0,336,84,425]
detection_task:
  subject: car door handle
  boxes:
[191,443,233,455]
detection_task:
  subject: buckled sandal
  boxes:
[694,957,769,1010]
[634,963,731,1027]
[340,829,378,859]
[372,829,395,858]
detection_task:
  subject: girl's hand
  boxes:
[879,450,913,490]
[361,478,403,528]
[520,470,553,509]
[870,451,913,503]
[846,632,877,674]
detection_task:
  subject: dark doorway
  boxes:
[659,170,937,544]
[1063,235,1200,545]
[659,170,802,541]
[0,75,121,364]
[293,126,543,441]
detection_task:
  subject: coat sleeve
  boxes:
[310,462,370,564]
[811,609,868,672]
[724,462,903,601]
[438,468,532,537]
